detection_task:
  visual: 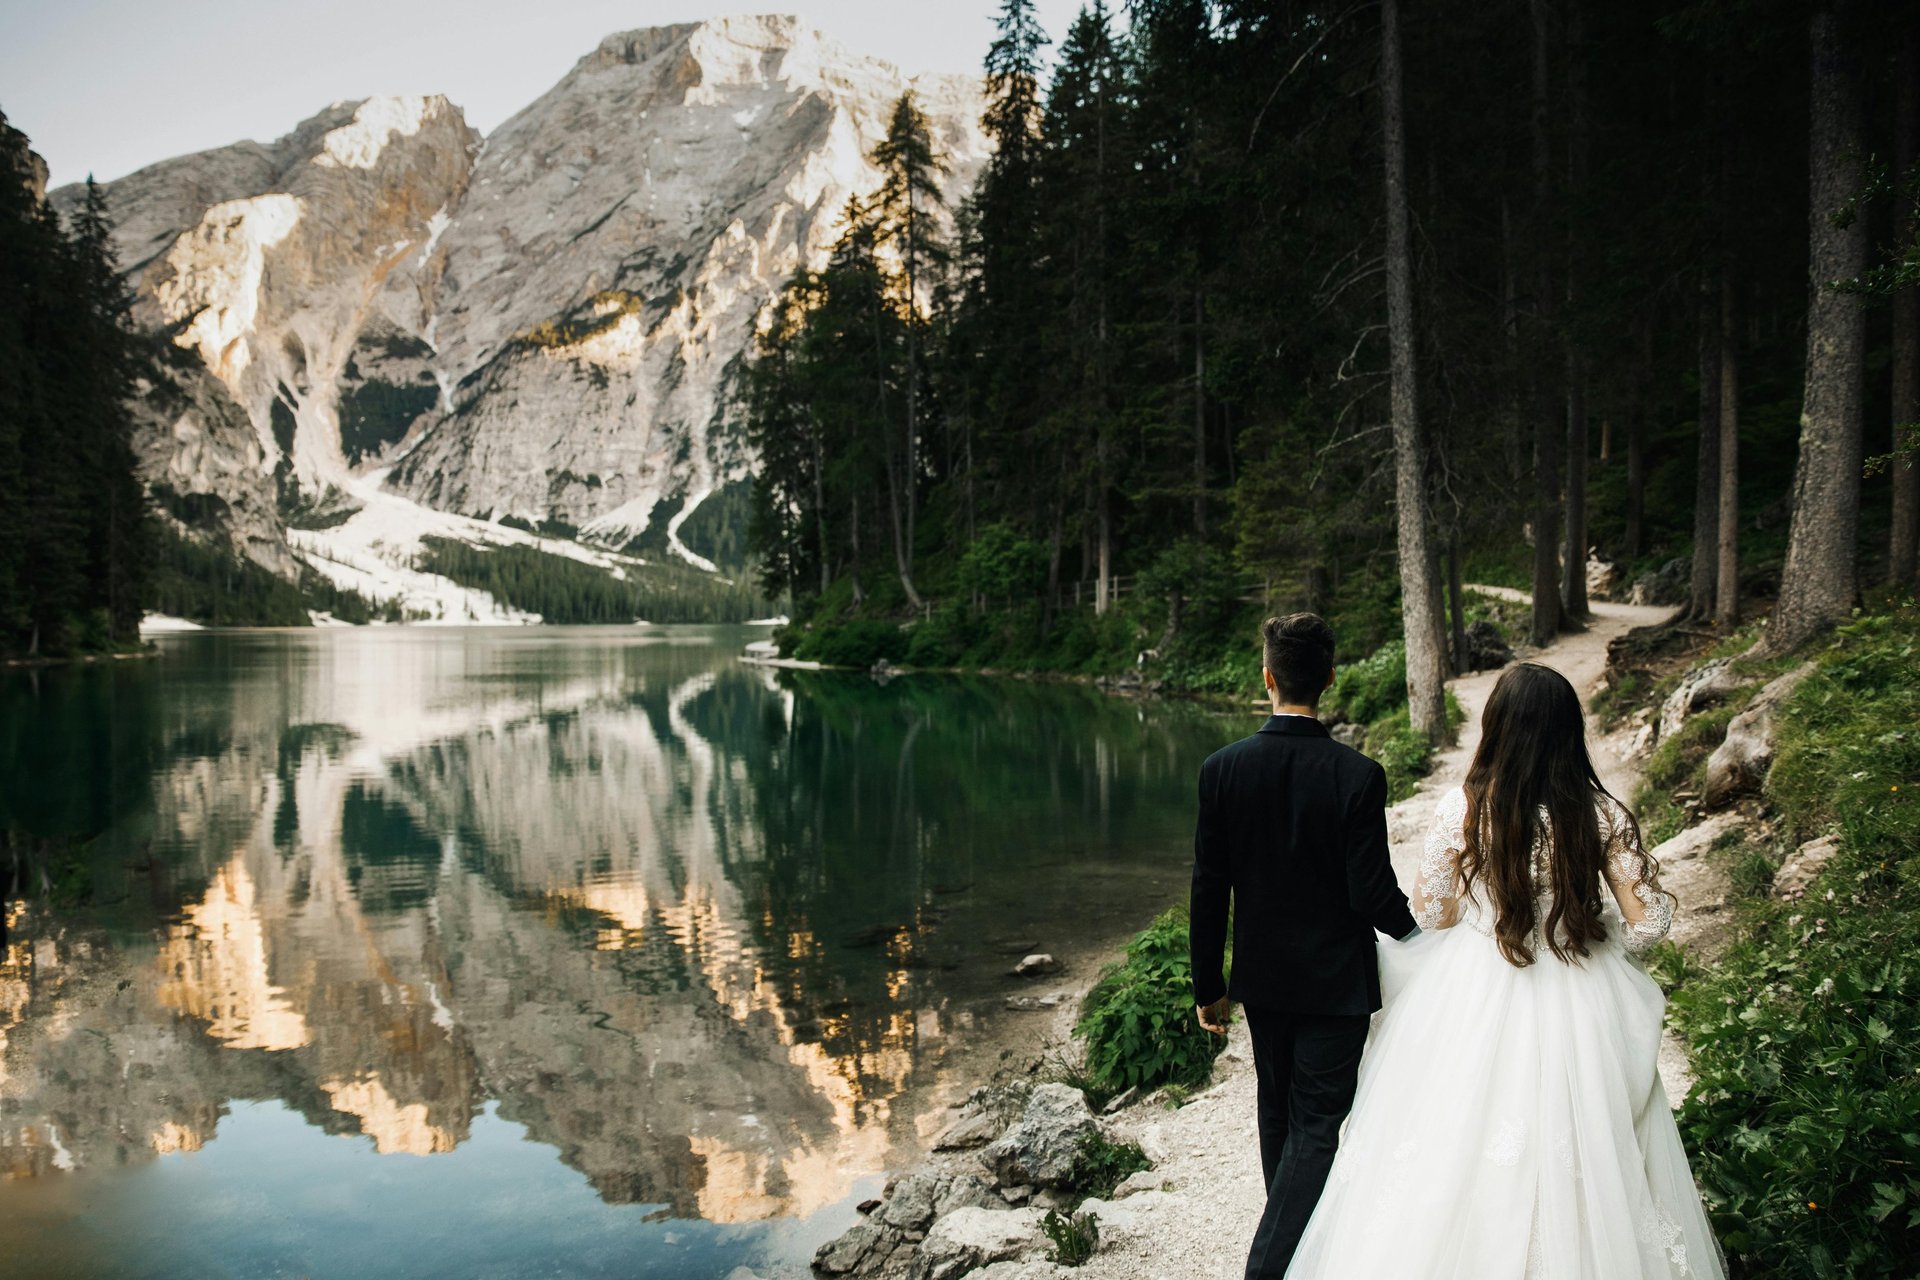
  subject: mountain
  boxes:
[51,15,984,620]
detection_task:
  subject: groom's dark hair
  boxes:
[1262,613,1337,705]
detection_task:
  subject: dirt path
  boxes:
[1062,592,1682,1280]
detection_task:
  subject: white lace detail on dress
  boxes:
[1415,788,1468,930]
[1485,1118,1528,1167]
[1602,797,1673,957]
[1637,1198,1692,1275]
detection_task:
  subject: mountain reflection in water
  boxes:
[0,626,1236,1276]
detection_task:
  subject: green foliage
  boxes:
[790,619,910,668]
[416,536,770,625]
[1671,605,1920,1278]
[1070,1130,1151,1202]
[1329,641,1408,725]
[1729,848,1778,900]
[1363,708,1437,804]
[957,523,1048,606]
[147,525,403,627]
[1074,907,1227,1100]
[1042,1208,1100,1266]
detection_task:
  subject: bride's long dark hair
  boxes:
[1459,662,1645,967]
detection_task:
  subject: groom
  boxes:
[1190,613,1419,1279]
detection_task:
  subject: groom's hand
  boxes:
[1196,996,1232,1036]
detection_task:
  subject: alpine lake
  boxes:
[0,625,1241,1279]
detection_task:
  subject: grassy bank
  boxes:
[1665,603,1920,1279]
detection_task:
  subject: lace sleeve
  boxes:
[1414,788,1467,930]
[1600,796,1673,956]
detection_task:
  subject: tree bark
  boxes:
[1717,269,1741,630]
[1563,368,1590,617]
[1383,0,1449,741]
[1625,316,1650,561]
[1193,290,1208,537]
[1447,529,1467,672]
[1528,0,1563,648]
[1772,5,1868,652]
[1891,18,1919,586]
[1560,0,1591,621]
[1689,265,1722,622]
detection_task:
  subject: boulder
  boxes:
[1774,833,1842,901]
[1011,954,1058,978]
[1586,553,1619,601]
[933,1109,1005,1152]
[980,1084,1096,1189]
[1657,658,1745,743]
[910,1207,1046,1280]
[1330,722,1368,749]
[1461,620,1513,672]
[1701,662,1817,807]
[1629,557,1690,607]
[814,1220,909,1276]
[1111,1169,1165,1199]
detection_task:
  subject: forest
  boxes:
[745,0,1919,741]
[0,112,148,659]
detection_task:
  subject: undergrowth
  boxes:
[1667,603,1920,1278]
[1074,906,1228,1101]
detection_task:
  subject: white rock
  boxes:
[1702,662,1818,807]
[1774,833,1842,901]
[916,1207,1046,1280]
[1012,954,1058,977]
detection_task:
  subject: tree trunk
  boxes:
[1382,0,1448,741]
[1447,530,1467,672]
[1891,18,1919,586]
[1193,290,1207,538]
[850,493,865,608]
[1625,316,1650,561]
[1528,0,1563,648]
[1689,266,1722,622]
[1716,267,1741,630]
[1563,368,1590,618]
[1772,5,1868,652]
[810,416,831,596]
[1095,433,1112,615]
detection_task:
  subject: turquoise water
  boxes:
[0,626,1241,1278]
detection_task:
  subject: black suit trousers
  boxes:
[1241,1005,1370,1280]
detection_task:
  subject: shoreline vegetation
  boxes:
[817,593,1917,1280]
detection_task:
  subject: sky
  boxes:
[1,0,1086,191]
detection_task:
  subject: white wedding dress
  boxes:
[1284,786,1726,1280]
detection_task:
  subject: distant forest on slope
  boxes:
[743,0,1918,717]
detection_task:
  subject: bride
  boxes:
[1284,663,1725,1279]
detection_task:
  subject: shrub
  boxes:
[1071,1130,1151,1200]
[1074,907,1228,1101]
[1329,641,1407,725]
[1042,1209,1100,1266]
[791,619,909,668]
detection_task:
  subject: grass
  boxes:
[1666,603,1920,1279]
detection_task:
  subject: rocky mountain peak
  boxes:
[54,18,984,619]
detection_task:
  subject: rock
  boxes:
[980,1083,1096,1189]
[813,1219,907,1276]
[967,1264,1060,1280]
[1629,557,1690,607]
[1657,658,1747,743]
[1702,662,1818,807]
[1774,834,1843,901]
[858,1198,883,1215]
[1647,811,1744,865]
[1003,991,1069,1012]
[1329,722,1368,749]
[933,1109,1005,1152]
[1111,1169,1165,1199]
[1100,1086,1142,1115]
[1011,954,1058,978]
[1461,620,1513,672]
[1586,552,1618,601]
[934,1175,1004,1219]
[911,1207,1046,1280]
[876,1173,947,1233]
[998,1185,1033,1205]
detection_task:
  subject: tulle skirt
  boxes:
[1284,924,1726,1280]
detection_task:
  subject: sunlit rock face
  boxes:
[52,16,984,577]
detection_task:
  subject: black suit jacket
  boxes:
[1189,715,1418,1017]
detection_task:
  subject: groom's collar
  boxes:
[1256,714,1329,738]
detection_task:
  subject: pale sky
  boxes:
[1,1,1087,191]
